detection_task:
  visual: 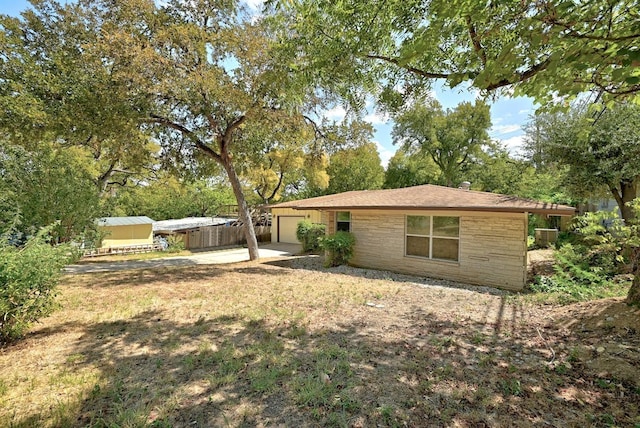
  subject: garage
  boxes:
[270,207,323,244]
[277,216,305,243]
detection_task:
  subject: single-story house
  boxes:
[270,207,322,244]
[270,184,576,291]
[97,216,155,249]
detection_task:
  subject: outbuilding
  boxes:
[97,216,155,249]
[270,185,575,290]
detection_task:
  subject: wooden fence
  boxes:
[184,225,271,250]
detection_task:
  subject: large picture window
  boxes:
[336,211,351,232]
[405,215,459,261]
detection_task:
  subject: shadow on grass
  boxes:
[7,299,640,427]
[65,263,289,289]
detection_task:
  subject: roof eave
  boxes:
[284,205,576,215]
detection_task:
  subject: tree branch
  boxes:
[303,114,327,139]
[366,53,550,91]
[484,58,551,91]
[466,16,487,67]
[145,114,222,162]
[220,115,247,154]
[365,54,450,79]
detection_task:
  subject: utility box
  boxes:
[535,228,559,247]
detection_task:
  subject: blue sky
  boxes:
[1,0,534,166]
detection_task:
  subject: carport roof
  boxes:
[97,216,155,227]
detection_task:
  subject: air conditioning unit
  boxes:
[534,228,559,247]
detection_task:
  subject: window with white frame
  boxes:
[336,211,351,232]
[405,215,459,261]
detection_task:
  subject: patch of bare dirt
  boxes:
[528,248,556,278]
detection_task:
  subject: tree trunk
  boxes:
[222,159,260,261]
[611,180,637,223]
[628,274,640,306]
[628,247,640,306]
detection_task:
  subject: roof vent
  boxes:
[459,181,471,191]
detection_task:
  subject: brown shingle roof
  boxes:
[270,184,575,215]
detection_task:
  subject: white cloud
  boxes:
[323,106,347,121]
[491,124,521,135]
[499,135,525,155]
[373,140,395,169]
[364,111,390,125]
[518,109,530,115]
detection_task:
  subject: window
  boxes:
[336,211,351,232]
[406,215,459,261]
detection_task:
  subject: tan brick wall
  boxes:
[338,209,527,291]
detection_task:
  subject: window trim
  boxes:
[405,215,460,262]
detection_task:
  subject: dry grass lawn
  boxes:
[0,254,639,427]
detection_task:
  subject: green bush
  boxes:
[0,232,75,343]
[530,209,634,303]
[296,221,326,252]
[319,232,355,267]
[166,235,185,253]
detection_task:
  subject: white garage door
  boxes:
[278,216,305,243]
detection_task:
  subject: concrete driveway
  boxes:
[64,243,302,274]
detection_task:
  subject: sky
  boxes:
[1,0,535,166]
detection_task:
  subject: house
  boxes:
[270,207,323,244]
[97,216,155,249]
[270,184,575,291]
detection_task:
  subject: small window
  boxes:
[336,211,351,232]
[405,215,459,261]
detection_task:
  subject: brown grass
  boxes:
[1,255,639,427]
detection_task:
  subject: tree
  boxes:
[0,142,101,243]
[1,0,331,261]
[383,146,440,189]
[392,99,491,187]
[0,2,158,196]
[463,144,530,195]
[325,142,384,194]
[525,102,640,222]
[236,113,329,204]
[284,0,640,105]
[113,175,236,220]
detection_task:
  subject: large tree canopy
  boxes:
[0,1,158,195]
[524,102,640,222]
[392,99,491,187]
[0,142,101,243]
[325,142,384,195]
[0,0,340,260]
[283,0,640,105]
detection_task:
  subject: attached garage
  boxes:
[277,216,305,243]
[270,207,322,244]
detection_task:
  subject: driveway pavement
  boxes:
[64,243,302,274]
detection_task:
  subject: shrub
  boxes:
[319,232,355,267]
[0,231,75,343]
[165,235,185,253]
[530,209,636,303]
[296,221,326,253]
